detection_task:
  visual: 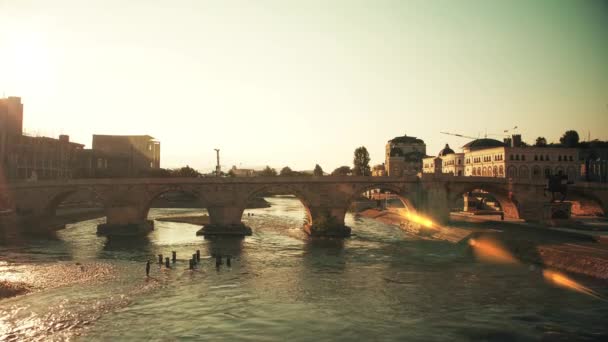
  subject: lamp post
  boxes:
[214,148,221,177]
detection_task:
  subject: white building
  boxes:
[424,135,579,181]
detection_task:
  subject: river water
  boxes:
[1,197,608,341]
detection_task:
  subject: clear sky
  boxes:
[1,0,607,172]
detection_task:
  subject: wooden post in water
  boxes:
[196,250,200,262]
[172,251,176,263]
[158,254,163,264]
[165,257,170,268]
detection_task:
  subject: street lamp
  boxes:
[214,149,221,177]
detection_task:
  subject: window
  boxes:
[534,155,538,161]
[540,155,544,161]
[569,156,573,161]
[510,155,514,161]
[507,166,517,178]
[558,156,562,161]
[519,165,529,179]
[521,155,525,161]
[532,166,541,179]
[546,155,550,161]
[515,155,520,161]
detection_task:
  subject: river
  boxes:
[1,197,608,341]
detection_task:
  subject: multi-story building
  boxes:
[385,134,426,176]
[424,135,579,181]
[0,96,24,177]
[92,135,160,176]
[2,97,87,180]
[4,134,85,180]
[423,144,465,176]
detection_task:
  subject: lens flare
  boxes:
[542,270,601,299]
[405,212,434,228]
[468,237,518,264]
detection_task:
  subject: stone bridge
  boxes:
[1,175,606,237]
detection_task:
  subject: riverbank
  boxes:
[358,208,608,279]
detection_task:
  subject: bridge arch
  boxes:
[140,185,206,220]
[41,187,109,227]
[45,187,107,216]
[346,183,418,214]
[242,184,314,225]
[449,183,520,219]
[566,189,606,217]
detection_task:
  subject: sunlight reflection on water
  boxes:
[0,197,607,341]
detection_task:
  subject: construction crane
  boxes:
[441,126,518,140]
[440,131,479,139]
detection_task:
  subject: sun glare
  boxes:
[0,31,53,95]
[468,237,519,264]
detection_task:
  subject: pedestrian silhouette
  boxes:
[146,259,151,277]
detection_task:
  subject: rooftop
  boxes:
[462,138,505,151]
[388,134,425,144]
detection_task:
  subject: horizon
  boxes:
[1,0,607,172]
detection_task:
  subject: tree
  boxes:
[331,165,351,176]
[560,130,580,147]
[313,164,324,176]
[280,166,294,176]
[535,137,547,147]
[352,146,371,176]
[171,165,201,177]
[259,166,277,177]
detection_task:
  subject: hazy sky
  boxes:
[1,0,607,172]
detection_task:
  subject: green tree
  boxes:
[313,164,324,176]
[560,130,580,147]
[331,165,351,176]
[259,166,277,177]
[280,166,294,176]
[352,146,371,176]
[535,137,547,147]
[171,165,201,177]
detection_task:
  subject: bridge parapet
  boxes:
[4,176,606,237]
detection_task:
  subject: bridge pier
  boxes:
[304,207,351,237]
[97,206,154,236]
[196,206,252,237]
[417,185,450,225]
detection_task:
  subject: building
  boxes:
[423,144,465,176]
[385,134,427,176]
[2,97,88,180]
[0,97,24,177]
[371,163,386,176]
[92,135,160,176]
[73,148,132,178]
[579,143,608,183]
[4,134,85,180]
[424,135,580,181]
[229,166,257,177]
